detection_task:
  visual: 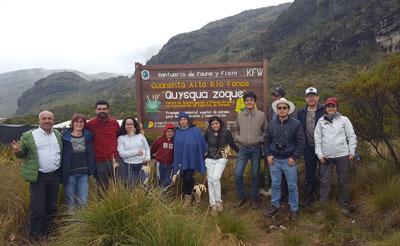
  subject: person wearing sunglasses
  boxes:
[264,98,305,221]
[314,97,357,215]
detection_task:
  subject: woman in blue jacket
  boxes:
[61,113,95,212]
[172,112,206,207]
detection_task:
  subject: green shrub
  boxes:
[215,211,256,242]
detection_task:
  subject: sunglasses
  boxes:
[277,106,288,110]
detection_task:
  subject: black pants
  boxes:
[29,170,60,238]
[95,158,124,190]
[304,145,318,202]
[182,169,195,195]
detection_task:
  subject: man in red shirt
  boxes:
[86,100,120,190]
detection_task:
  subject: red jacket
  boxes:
[86,117,120,162]
[151,135,174,165]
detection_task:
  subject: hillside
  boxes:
[15,72,135,122]
[147,3,291,65]
[0,69,122,118]
[147,0,400,97]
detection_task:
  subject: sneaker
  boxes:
[340,207,350,216]
[183,194,192,207]
[216,203,224,213]
[265,205,280,217]
[210,205,218,216]
[234,198,247,208]
[288,211,298,221]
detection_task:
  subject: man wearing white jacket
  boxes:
[314,97,357,215]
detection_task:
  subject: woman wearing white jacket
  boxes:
[314,97,357,214]
[118,117,151,187]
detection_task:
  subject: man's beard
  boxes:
[98,112,108,119]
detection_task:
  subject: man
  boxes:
[264,98,305,220]
[86,100,120,190]
[266,87,286,122]
[11,111,62,240]
[297,87,324,206]
[234,91,267,209]
[262,87,289,201]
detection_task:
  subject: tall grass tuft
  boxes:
[369,177,400,213]
[0,145,29,243]
[56,184,156,245]
[373,231,400,246]
[214,211,256,242]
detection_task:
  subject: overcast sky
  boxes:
[0,0,291,74]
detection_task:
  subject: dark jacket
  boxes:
[204,127,239,159]
[263,117,305,160]
[297,104,325,145]
[61,129,96,185]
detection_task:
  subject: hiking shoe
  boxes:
[216,203,224,213]
[340,207,350,216]
[265,205,280,217]
[210,205,218,216]
[183,194,192,207]
[234,198,247,208]
[288,211,298,221]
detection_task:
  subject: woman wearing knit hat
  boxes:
[172,112,207,207]
[314,97,357,215]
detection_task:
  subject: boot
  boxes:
[183,194,192,207]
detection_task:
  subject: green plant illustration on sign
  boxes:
[145,94,162,121]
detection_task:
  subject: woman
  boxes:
[204,116,239,213]
[117,117,151,188]
[172,112,206,207]
[62,113,95,212]
[314,97,357,215]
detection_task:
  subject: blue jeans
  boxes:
[235,145,261,201]
[157,162,173,188]
[270,158,298,211]
[65,174,89,211]
[125,163,148,188]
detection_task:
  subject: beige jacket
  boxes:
[235,109,267,146]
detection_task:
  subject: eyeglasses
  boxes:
[277,106,288,110]
[326,105,337,108]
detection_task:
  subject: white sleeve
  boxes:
[142,135,151,161]
[117,136,138,159]
[314,120,324,159]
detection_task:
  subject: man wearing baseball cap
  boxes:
[264,98,305,220]
[297,87,325,207]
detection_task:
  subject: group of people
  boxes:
[11,86,357,240]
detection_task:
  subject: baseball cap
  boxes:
[305,87,318,95]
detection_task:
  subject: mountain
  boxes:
[147,3,291,64]
[15,72,135,121]
[147,0,399,97]
[0,68,123,118]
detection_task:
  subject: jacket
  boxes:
[61,129,96,185]
[204,127,239,159]
[172,126,206,175]
[150,135,174,165]
[263,117,305,160]
[314,113,357,159]
[15,128,62,182]
[235,109,267,146]
[297,104,325,145]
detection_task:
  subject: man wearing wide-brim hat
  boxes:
[263,98,305,221]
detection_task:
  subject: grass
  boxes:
[1,144,400,245]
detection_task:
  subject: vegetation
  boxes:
[339,54,400,166]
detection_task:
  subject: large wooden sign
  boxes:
[134,60,269,131]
